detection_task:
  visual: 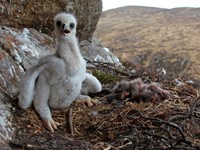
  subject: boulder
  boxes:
[0,0,102,41]
[81,37,121,65]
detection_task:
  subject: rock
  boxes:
[80,37,121,65]
[0,98,13,150]
[0,0,102,41]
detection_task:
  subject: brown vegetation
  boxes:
[95,6,200,80]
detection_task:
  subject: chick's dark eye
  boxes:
[56,20,61,27]
[70,23,75,29]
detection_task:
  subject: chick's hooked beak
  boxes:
[62,24,70,34]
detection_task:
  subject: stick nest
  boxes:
[10,61,200,150]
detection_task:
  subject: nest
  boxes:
[10,61,200,150]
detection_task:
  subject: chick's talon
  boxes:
[75,98,100,107]
[86,99,100,107]
[44,118,60,133]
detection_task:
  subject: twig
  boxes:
[188,96,200,120]
[168,88,196,97]
[68,108,74,136]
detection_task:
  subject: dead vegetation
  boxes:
[10,61,200,150]
[95,7,200,80]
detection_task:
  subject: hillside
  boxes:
[95,6,200,79]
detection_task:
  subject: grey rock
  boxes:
[80,37,121,65]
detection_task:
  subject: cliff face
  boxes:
[0,0,102,41]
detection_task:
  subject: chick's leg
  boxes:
[81,73,102,95]
[79,73,102,107]
[34,74,59,132]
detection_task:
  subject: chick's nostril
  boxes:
[62,24,66,30]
